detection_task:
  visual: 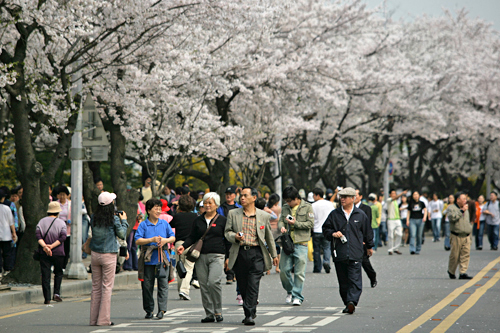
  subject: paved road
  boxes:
[1,238,499,333]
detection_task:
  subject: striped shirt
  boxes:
[241,212,258,246]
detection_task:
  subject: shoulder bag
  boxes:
[33,217,57,261]
[280,232,295,255]
[155,246,168,279]
[185,214,219,262]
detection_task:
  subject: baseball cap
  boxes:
[98,191,116,206]
[225,185,237,194]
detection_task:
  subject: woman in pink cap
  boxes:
[89,191,128,326]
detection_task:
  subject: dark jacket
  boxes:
[358,203,372,223]
[217,202,242,217]
[322,206,374,262]
[183,214,228,255]
[169,212,197,241]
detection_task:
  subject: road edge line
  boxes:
[430,269,500,333]
[396,255,500,333]
[0,309,42,320]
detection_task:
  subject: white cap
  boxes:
[98,191,116,206]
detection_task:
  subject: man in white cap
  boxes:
[322,187,374,314]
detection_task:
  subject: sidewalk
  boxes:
[0,257,140,310]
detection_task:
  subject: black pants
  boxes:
[233,247,264,318]
[225,268,235,281]
[362,246,376,283]
[0,241,13,271]
[141,264,169,313]
[334,260,362,306]
[63,236,70,269]
[40,253,64,302]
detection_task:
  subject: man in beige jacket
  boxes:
[225,187,278,326]
[447,192,473,280]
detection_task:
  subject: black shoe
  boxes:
[313,270,321,273]
[371,281,377,288]
[110,322,114,326]
[242,314,257,323]
[342,306,349,313]
[201,317,215,323]
[447,271,456,279]
[347,301,355,314]
[492,247,498,251]
[243,317,255,326]
[394,250,402,255]
[477,247,482,250]
[388,251,393,255]
[459,274,473,280]
[323,263,331,274]
[53,294,63,302]
[410,251,416,255]
[145,312,153,319]
[44,300,50,305]
[215,315,223,322]
[444,246,451,251]
[156,311,164,320]
[226,280,233,285]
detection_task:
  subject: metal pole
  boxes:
[486,145,492,196]
[274,137,282,204]
[383,144,390,203]
[65,62,87,279]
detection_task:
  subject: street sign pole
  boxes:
[66,63,88,279]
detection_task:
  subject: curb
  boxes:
[0,271,139,310]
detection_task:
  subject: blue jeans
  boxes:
[82,215,90,259]
[409,219,424,254]
[379,221,387,246]
[279,244,308,302]
[473,221,485,249]
[312,233,331,272]
[443,221,450,248]
[431,218,441,241]
[373,227,380,251]
[487,224,499,249]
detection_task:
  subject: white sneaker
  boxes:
[285,294,292,304]
[292,298,302,306]
[179,292,191,300]
[191,280,200,289]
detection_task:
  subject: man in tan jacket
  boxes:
[447,192,473,280]
[225,187,278,326]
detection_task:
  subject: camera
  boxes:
[340,235,347,244]
[238,232,244,237]
[115,210,124,216]
[286,215,294,222]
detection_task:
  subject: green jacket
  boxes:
[368,202,380,229]
[278,199,314,243]
[447,203,472,236]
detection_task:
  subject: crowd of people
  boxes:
[1,178,499,326]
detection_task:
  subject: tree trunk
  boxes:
[108,123,140,235]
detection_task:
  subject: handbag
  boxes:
[155,246,168,279]
[176,260,187,279]
[185,214,219,262]
[280,232,295,255]
[119,246,128,257]
[33,217,57,261]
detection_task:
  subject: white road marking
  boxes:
[311,317,340,326]
[263,316,310,326]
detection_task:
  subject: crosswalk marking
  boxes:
[263,316,310,326]
[311,317,339,326]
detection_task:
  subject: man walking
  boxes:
[217,185,242,285]
[323,187,374,314]
[311,188,334,273]
[355,190,377,288]
[482,191,499,251]
[225,187,278,326]
[278,186,314,306]
[447,192,473,279]
[386,190,407,255]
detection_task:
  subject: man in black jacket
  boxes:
[323,187,374,314]
[355,190,377,288]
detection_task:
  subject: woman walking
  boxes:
[36,202,67,304]
[135,198,176,320]
[407,191,427,255]
[399,195,409,247]
[429,193,444,242]
[89,192,128,326]
[177,192,228,323]
[56,186,71,269]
